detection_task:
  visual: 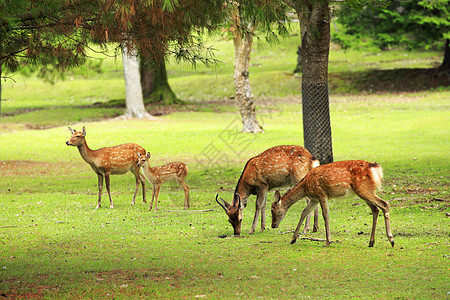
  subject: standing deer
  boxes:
[272,160,395,247]
[66,126,146,209]
[137,152,190,211]
[216,145,320,236]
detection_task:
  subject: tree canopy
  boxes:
[0,0,226,77]
[333,0,449,52]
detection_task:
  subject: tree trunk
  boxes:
[0,63,2,118]
[121,47,155,119]
[293,46,303,74]
[140,58,181,105]
[297,1,333,164]
[232,9,263,134]
[439,39,449,71]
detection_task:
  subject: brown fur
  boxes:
[66,126,146,209]
[272,160,394,247]
[216,145,320,235]
[137,152,190,211]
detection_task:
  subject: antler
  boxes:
[215,194,229,212]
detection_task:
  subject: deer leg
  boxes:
[149,185,156,211]
[105,174,113,209]
[260,194,267,232]
[131,174,140,205]
[180,180,190,209]
[360,192,395,247]
[291,199,319,244]
[138,172,146,204]
[313,207,319,233]
[152,183,161,211]
[96,174,103,209]
[303,197,313,234]
[375,196,395,247]
[319,199,331,246]
[249,191,267,234]
[366,203,379,247]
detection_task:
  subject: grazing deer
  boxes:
[216,145,320,236]
[137,152,190,211]
[66,126,146,209]
[272,160,395,247]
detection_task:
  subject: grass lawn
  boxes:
[0,29,449,298]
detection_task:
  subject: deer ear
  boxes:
[82,126,86,136]
[234,193,241,209]
[146,152,151,159]
[290,147,295,155]
[68,127,75,134]
[137,152,141,157]
[274,190,281,202]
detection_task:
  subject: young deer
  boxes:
[137,152,190,211]
[272,160,395,247]
[66,126,146,209]
[216,145,320,236]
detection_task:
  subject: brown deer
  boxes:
[137,152,190,211]
[216,145,320,236]
[272,160,395,247]
[66,126,146,209]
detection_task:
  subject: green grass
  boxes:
[0,26,449,298]
[0,94,449,298]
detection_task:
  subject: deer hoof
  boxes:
[290,238,297,244]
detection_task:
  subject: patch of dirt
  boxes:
[0,160,63,177]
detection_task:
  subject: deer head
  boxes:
[137,152,151,167]
[66,126,86,147]
[271,190,287,228]
[216,193,243,235]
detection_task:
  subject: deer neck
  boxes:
[141,163,157,182]
[77,139,96,165]
[282,181,307,209]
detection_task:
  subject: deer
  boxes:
[271,160,395,248]
[66,126,147,209]
[215,145,320,236]
[136,152,190,211]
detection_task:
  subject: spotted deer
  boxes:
[216,145,320,236]
[137,152,190,211]
[66,126,146,209]
[272,160,395,247]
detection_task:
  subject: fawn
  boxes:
[137,152,190,211]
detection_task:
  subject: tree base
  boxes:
[115,111,158,120]
[144,87,184,105]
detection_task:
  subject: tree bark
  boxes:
[140,58,181,105]
[439,39,449,71]
[121,47,155,119]
[0,63,2,118]
[293,46,303,74]
[297,1,333,164]
[232,7,263,134]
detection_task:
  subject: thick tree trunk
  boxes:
[232,10,263,134]
[293,46,303,74]
[121,47,155,119]
[0,64,2,118]
[439,39,450,71]
[140,58,181,105]
[297,1,333,164]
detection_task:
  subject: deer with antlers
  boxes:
[137,152,190,211]
[66,126,146,209]
[216,145,320,236]
[272,160,395,247]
